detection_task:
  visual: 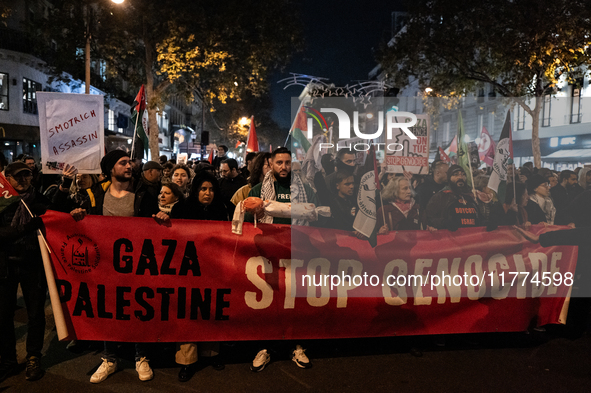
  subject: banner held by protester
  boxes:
[41,210,577,342]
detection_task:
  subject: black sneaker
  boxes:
[0,361,18,383]
[25,356,44,381]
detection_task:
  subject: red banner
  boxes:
[41,210,577,342]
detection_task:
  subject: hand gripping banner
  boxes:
[41,211,577,342]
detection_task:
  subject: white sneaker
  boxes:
[292,345,311,369]
[90,358,117,383]
[250,349,270,372]
[136,357,153,381]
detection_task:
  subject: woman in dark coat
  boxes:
[184,172,228,221]
[175,171,225,382]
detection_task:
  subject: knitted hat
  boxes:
[100,150,129,176]
[447,164,465,183]
[526,174,547,194]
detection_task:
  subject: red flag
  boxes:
[0,172,20,214]
[245,116,259,153]
[269,144,272,153]
[478,126,496,166]
[438,147,451,163]
[208,147,214,164]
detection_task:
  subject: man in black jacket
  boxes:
[415,160,448,213]
[550,170,577,225]
[219,158,247,218]
[424,165,481,231]
[0,162,49,382]
[135,161,162,218]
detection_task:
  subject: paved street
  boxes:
[2,293,591,393]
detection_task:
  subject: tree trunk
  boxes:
[143,19,160,160]
[531,95,543,169]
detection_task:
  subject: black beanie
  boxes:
[526,174,546,194]
[447,164,465,183]
[101,150,129,176]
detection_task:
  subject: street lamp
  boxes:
[85,0,125,94]
[238,117,250,127]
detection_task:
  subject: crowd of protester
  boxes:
[1,147,590,385]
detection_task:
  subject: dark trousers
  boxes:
[0,259,47,362]
[103,342,148,363]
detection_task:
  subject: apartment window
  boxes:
[570,85,581,124]
[477,87,485,103]
[517,105,525,130]
[108,109,116,131]
[0,73,8,110]
[541,94,551,127]
[22,78,41,114]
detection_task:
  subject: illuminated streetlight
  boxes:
[238,117,250,127]
[366,113,374,119]
[425,87,433,93]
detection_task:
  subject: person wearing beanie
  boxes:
[525,174,555,225]
[423,164,482,231]
[68,150,155,383]
[0,162,51,382]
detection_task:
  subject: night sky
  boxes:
[270,0,404,129]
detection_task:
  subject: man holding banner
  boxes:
[0,163,49,382]
[69,150,154,383]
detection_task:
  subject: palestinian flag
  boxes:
[353,145,381,247]
[0,172,20,214]
[290,106,312,152]
[487,111,513,203]
[437,147,451,164]
[131,84,149,159]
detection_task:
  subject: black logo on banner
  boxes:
[60,234,100,274]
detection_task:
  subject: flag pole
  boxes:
[20,200,68,339]
[37,230,69,340]
[130,110,139,159]
[20,200,51,254]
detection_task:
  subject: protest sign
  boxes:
[386,113,430,174]
[38,92,104,174]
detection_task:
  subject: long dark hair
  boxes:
[249,152,272,187]
[187,171,227,220]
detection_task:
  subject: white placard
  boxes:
[38,92,104,174]
[385,113,430,174]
